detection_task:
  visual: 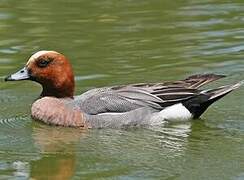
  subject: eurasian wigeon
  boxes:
[5,50,243,129]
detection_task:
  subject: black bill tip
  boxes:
[4,75,13,81]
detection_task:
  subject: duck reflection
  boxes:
[30,155,75,180]
[150,122,192,157]
[29,124,87,180]
[28,122,202,179]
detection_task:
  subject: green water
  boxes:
[0,0,244,179]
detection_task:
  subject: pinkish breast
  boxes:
[31,97,88,128]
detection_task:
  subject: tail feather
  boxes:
[161,73,226,89]
[206,81,243,100]
[183,81,243,119]
[183,73,226,89]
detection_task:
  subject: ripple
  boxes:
[178,19,225,28]
[0,116,29,129]
[0,48,19,54]
[0,58,14,65]
[0,12,12,20]
[152,123,191,152]
[75,74,110,81]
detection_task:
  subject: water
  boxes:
[0,0,244,179]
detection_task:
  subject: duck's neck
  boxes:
[40,81,75,99]
[40,89,74,99]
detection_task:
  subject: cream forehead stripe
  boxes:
[27,50,58,65]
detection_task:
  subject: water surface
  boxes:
[0,0,244,179]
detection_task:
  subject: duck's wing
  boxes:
[77,87,163,115]
[181,73,225,88]
[77,86,199,115]
[127,73,225,89]
[77,74,225,115]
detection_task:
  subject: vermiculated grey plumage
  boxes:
[71,74,239,124]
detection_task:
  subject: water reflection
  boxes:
[150,122,192,156]
[30,155,75,180]
[0,115,243,179]
[28,122,193,179]
[30,125,86,179]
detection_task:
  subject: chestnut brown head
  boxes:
[5,51,75,98]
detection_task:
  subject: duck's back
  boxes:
[73,74,226,116]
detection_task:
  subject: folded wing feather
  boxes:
[77,74,225,115]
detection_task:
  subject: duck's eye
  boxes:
[37,59,51,68]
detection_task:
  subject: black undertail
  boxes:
[182,82,242,118]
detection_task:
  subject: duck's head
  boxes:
[5,50,75,98]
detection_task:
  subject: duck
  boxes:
[5,50,243,129]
